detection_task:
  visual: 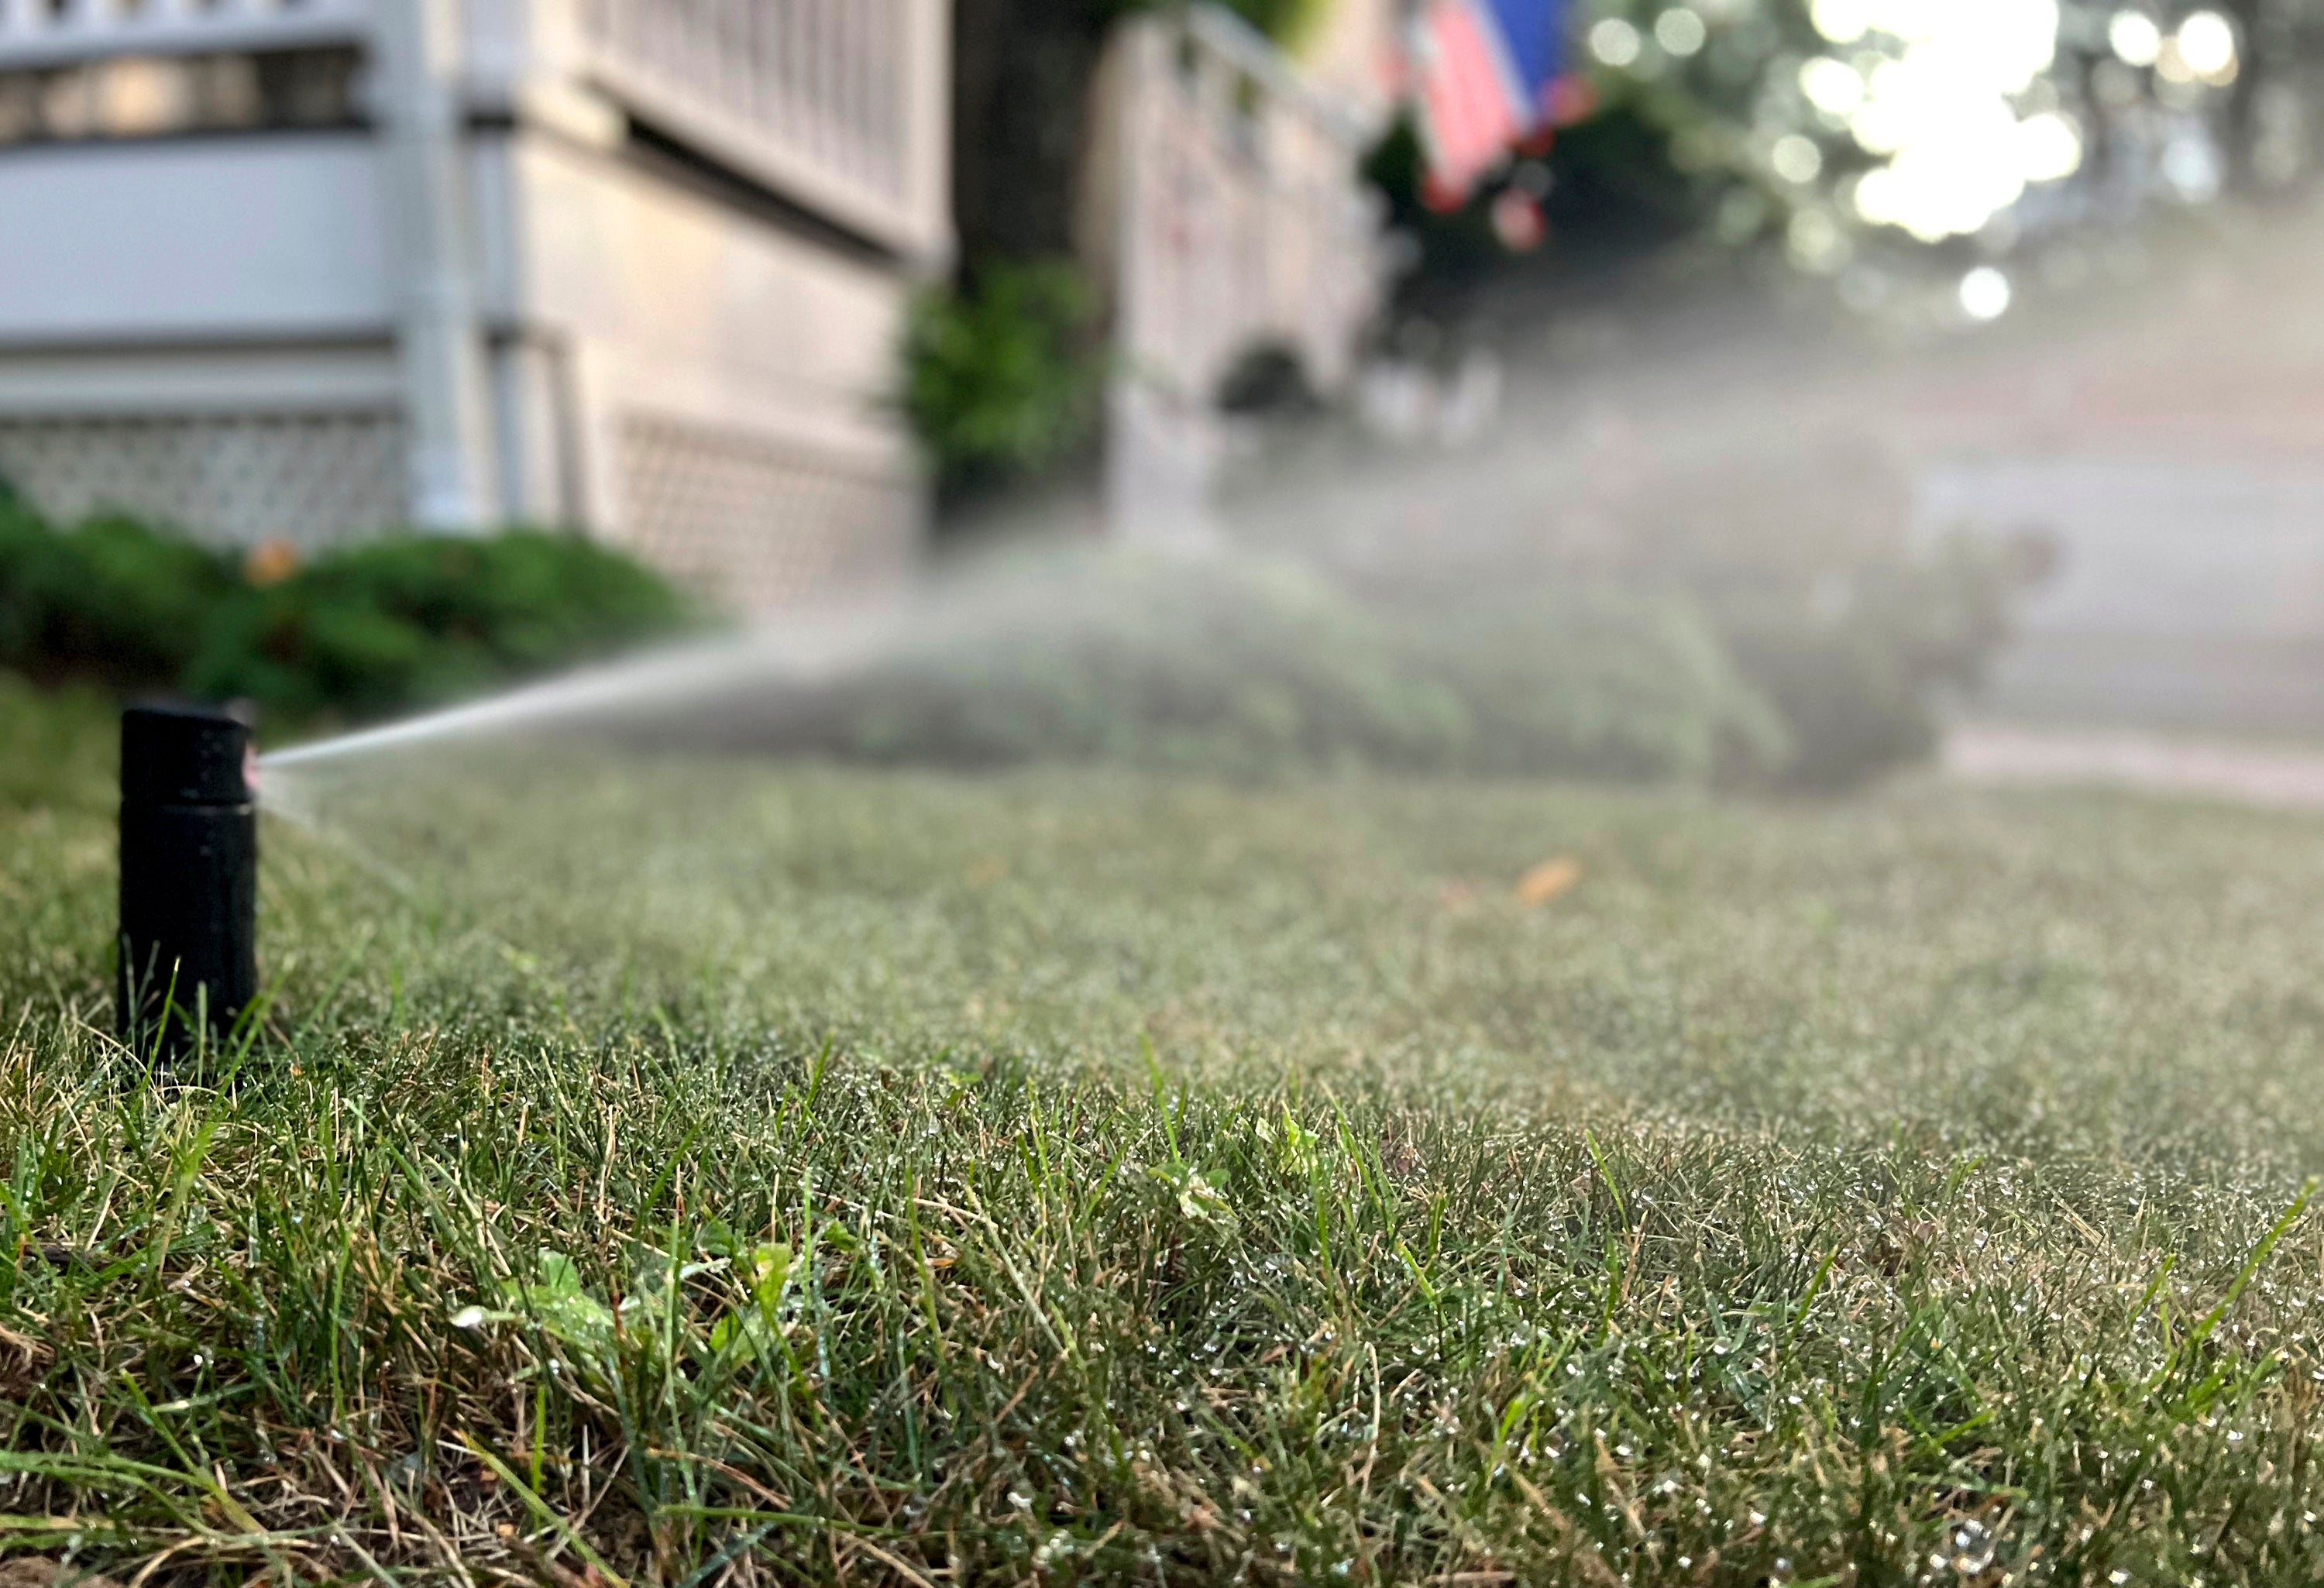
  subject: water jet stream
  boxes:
[256,602,914,775]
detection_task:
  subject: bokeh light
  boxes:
[2175,11,2239,84]
[1772,133,1825,184]
[1590,17,1644,67]
[2016,111,2085,183]
[1958,263,2013,319]
[2108,10,2162,67]
[1800,56,1868,116]
[1789,0,2071,241]
[1654,8,1708,57]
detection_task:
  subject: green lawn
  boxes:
[8,679,2324,1584]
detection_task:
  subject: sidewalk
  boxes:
[1944,723,2324,812]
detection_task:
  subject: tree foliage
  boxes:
[1569,0,2323,274]
[1367,0,2324,319]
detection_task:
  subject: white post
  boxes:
[1105,17,1223,547]
[376,0,497,531]
[903,0,952,262]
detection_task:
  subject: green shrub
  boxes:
[186,531,695,721]
[0,504,694,727]
[903,260,1104,500]
[1638,528,2040,792]
[765,550,1464,777]
[714,548,1787,785]
[0,504,239,690]
[1710,534,2030,790]
[1396,587,1789,783]
[1210,0,1331,45]
[1521,439,2050,791]
[0,484,2014,788]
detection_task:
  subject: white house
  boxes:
[0,0,951,609]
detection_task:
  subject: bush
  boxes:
[1396,587,1789,783]
[1606,448,2045,789]
[186,531,695,721]
[1711,532,2037,790]
[902,260,1104,501]
[689,548,1789,785]
[0,504,239,690]
[0,503,694,726]
[727,550,1459,777]
[737,529,2014,789]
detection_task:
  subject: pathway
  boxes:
[1944,722,2324,813]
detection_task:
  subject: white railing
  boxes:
[1105,4,1384,539]
[1118,4,1381,399]
[568,0,937,254]
[0,0,945,258]
[0,0,373,69]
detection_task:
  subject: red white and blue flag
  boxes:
[1411,0,1566,200]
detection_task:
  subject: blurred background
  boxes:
[4,0,2322,796]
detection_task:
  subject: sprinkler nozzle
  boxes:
[118,704,257,1064]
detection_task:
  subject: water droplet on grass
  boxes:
[1950,1518,1996,1573]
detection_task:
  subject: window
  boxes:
[0,46,363,148]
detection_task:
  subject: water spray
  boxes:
[253,605,909,775]
[118,704,258,1061]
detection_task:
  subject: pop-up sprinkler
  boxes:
[118,704,257,1061]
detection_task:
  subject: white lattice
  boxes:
[616,415,911,610]
[0,411,404,547]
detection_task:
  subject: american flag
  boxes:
[1412,0,1566,199]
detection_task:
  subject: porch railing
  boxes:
[567,0,941,255]
[0,0,372,70]
[0,0,945,258]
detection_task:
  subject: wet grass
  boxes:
[9,685,2324,1584]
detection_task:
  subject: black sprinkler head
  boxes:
[118,703,258,1064]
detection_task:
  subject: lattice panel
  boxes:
[0,411,404,548]
[616,416,912,610]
